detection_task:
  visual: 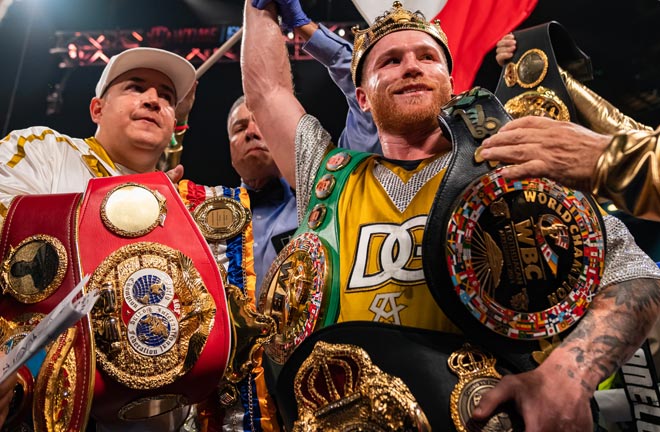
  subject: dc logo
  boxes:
[348,216,426,290]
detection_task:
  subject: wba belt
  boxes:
[0,193,94,432]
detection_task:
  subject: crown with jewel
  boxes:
[351,1,453,85]
[292,341,430,431]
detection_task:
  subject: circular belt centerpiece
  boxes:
[192,196,251,241]
[89,242,216,389]
[258,232,331,364]
[101,183,167,238]
[444,169,604,339]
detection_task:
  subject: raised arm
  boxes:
[298,22,380,153]
[241,0,305,187]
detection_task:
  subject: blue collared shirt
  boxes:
[245,177,298,297]
[303,23,381,154]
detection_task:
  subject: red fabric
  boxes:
[77,172,231,422]
[435,0,538,92]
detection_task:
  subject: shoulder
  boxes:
[1,126,81,149]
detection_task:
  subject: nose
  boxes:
[142,87,161,111]
[245,119,262,141]
[401,53,423,78]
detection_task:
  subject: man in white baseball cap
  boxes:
[0,47,197,430]
[0,47,196,221]
[95,47,195,104]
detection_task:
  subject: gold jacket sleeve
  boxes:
[592,127,660,221]
[561,67,653,134]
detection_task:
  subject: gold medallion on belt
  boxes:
[258,233,331,364]
[89,242,216,390]
[504,86,571,121]
[504,48,548,89]
[101,183,167,238]
[193,196,251,241]
[448,344,523,432]
[1,234,67,304]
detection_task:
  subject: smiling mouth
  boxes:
[396,87,431,95]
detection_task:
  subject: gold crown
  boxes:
[292,341,431,431]
[351,0,453,85]
[448,343,498,377]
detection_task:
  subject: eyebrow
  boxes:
[230,117,250,131]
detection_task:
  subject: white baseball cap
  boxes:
[95,47,196,104]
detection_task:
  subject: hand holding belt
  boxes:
[424,87,606,371]
[495,21,592,122]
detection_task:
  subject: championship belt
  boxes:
[494,21,593,122]
[257,150,371,365]
[0,193,94,432]
[271,321,523,431]
[423,88,606,374]
[178,180,277,430]
[76,172,231,423]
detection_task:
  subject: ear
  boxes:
[356,87,371,113]
[89,97,104,125]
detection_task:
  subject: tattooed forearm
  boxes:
[556,278,660,387]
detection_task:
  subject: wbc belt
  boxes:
[423,87,606,374]
[0,193,94,432]
[77,172,231,423]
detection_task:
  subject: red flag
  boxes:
[436,0,538,92]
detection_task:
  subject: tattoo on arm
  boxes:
[560,278,660,385]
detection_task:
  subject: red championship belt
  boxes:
[0,193,94,432]
[77,172,230,422]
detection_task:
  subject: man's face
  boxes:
[227,102,279,182]
[357,31,453,135]
[90,68,176,171]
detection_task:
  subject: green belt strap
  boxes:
[294,147,372,326]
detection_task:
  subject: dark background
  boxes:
[1,0,658,186]
[1,0,659,259]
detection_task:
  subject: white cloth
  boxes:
[0,126,126,219]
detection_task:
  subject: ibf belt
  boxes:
[0,193,94,432]
[77,172,231,423]
[423,88,606,371]
[494,21,593,122]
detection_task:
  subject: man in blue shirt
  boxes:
[226,9,380,296]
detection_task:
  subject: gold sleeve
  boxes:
[592,127,660,221]
[560,67,653,134]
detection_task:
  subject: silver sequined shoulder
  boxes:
[295,114,333,224]
[600,214,660,288]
